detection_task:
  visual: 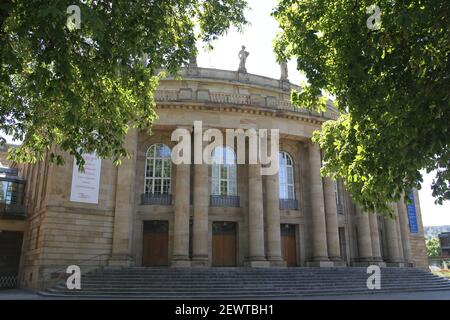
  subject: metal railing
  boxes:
[0,167,19,176]
[141,193,172,205]
[337,204,344,215]
[210,195,240,208]
[0,203,27,219]
[279,199,299,210]
[41,253,111,290]
[0,275,18,289]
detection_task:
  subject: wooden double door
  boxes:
[281,224,297,266]
[212,222,237,267]
[142,221,169,266]
[338,227,347,263]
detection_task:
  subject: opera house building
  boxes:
[0,60,427,291]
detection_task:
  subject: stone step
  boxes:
[78,272,444,279]
[73,281,449,288]
[81,273,440,278]
[96,268,428,274]
[84,269,434,274]
[56,281,450,289]
[90,274,430,278]
[78,276,442,283]
[78,277,443,283]
[46,286,450,296]
[50,282,450,291]
[42,285,450,298]
[96,267,424,273]
[41,267,450,298]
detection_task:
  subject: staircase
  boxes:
[40,267,450,299]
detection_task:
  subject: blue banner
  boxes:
[406,193,419,234]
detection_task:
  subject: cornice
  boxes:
[155,101,326,126]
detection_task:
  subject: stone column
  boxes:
[307,143,331,266]
[397,197,412,264]
[192,133,209,266]
[355,205,373,263]
[368,213,383,262]
[247,163,269,267]
[110,128,138,266]
[264,171,284,266]
[385,204,402,264]
[172,156,191,267]
[395,211,405,262]
[323,177,341,261]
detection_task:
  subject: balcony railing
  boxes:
[141,193,172,205]
[337,204,344,215]
[153,89,340,119]
[210,195,240,208]
[0,168,18,176]
[279,199,299,210]
[0,203,27,220]
[0,274,18,289]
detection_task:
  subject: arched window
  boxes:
[144,144,171,195]
[211,146,237,196]
[334,180,341,205]
[279,151,295,199]
[334,179,343,214]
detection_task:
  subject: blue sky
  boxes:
[196,0,450,226]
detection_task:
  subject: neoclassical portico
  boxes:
[101,66,425,270]
[107,134,418,269]
[14,64,429,290]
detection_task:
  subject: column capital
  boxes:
[304,139,319,148]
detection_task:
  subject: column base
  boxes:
[370,257,387,268]
[329,256,342,262]
[108,254,135,267]
[371,256,384,262]
[373,261,387,267]
[245,260,271,268]
[386,261,406,267]
[307,260,334,267]
[267,257,287,267]
[404,261,415,267]
[191,255,209,267]
[352,257,373,266]
[329,258,347,267]
[352,261,386,267]
[171,259,191,267]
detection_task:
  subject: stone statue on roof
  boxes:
[280,61,288,80]
[238,45,249,73]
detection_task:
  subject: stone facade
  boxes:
[6,67,428,289]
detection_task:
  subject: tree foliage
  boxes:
[273,0,450,215]
[0,0,248,167]
[426,237,440,257]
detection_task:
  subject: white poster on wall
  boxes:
[70,152,102,204]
